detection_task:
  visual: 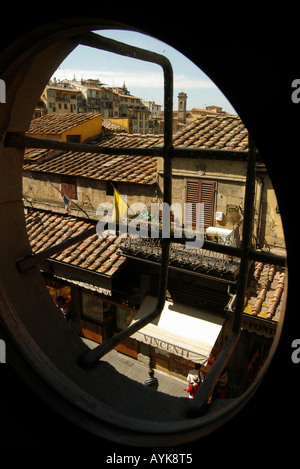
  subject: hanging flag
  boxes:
[61,191,72,213]
[46,179,72,213]
[45,177,89,218]
[112,184,128,223]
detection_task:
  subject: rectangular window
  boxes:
[61,176,77,200]
[185,179,216,229]
[81,292,115,325]
[66,134,81,143]
[116,305,136,331]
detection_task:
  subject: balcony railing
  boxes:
[119,235,241,280]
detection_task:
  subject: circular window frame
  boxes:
[0,18,287,447]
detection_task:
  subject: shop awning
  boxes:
[130,296,225,364]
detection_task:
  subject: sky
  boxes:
[52,29,237,115]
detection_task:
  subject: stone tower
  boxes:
[178,92,187,123]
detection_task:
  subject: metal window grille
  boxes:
[5,31,286,417]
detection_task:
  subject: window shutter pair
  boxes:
[185,179,215,229]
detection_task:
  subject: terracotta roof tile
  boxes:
[243,262,286,322]
[102,119,127,132]
[173,115,249,151]
[27,113,102,135]
[24,132,161,184]
[24,115,249,184]
[25,208,126,276]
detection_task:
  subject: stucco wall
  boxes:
[157,156,285,249]
[22,171,157,219]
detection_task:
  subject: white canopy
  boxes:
[130,296,225,364]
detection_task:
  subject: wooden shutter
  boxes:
[185,180,199,229]
[199,180,215,228]
[185,179,215,229]
[61,177,77,200]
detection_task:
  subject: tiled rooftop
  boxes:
[24,133,162,184]
[173,115,249,151]
[25,207,285,323]
[102,119,127,132]
[243,261,286,322]
[25,208,126,276]
[27,112,102,135]
[23,115,249,184]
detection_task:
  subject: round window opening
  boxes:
[0,19,287,447]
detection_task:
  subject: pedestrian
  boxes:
[187,363,204,386]
[144,368,159,390]
[186,375,200,398]
[56,295,69,320]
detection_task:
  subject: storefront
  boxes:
[43,267,228,379]
[226,315,277,396]
[130,295,226,378]
[81,291,116,342]
[43,270,139,354]
[80,291,139,358]
[45,277,72,318]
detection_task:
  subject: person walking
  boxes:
[144,368,159,390]
[187,363,204,386]
[186,375,200,398]
[56,295,70,320]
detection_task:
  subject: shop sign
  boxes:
[139,333,191,359]
[242,317,276,339]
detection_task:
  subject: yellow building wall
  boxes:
[107,118,130,132]
[61,115,102,142]
[27,115,103,142]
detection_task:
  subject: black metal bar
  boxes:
[248,249,286,267]
[5,132,164,158]
[171,236,242,256]
[120,252,239,285]
[170,146,254,162]
[77,238,170,369]
[5,132,256,162]
[231,137,256,332]
[72,31,172,72]
[76,31,174,369]
[118,226,286,266]
[188,136,257,417]
[18,217,286,275]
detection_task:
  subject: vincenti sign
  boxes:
[139,333,190,358]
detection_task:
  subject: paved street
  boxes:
[81,338,189,398]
